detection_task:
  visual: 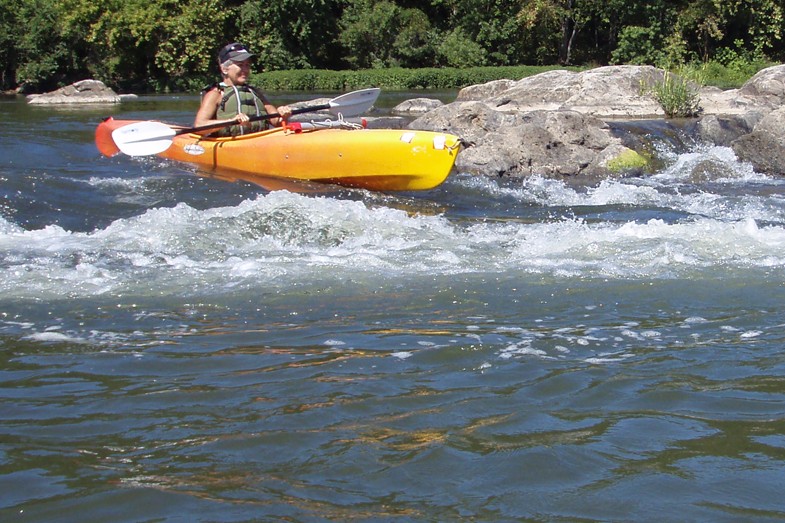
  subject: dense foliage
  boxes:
[250,65,575,90]
[1,0,781,92]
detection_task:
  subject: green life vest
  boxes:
[213,83,270,136]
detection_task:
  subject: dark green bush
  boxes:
[694,59,773,90]
[251,65,578,91]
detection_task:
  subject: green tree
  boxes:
[518,0,606,65]
[443,0,534,65]
[239,0,344,71]
[45,0,117,87]
[155,0,233,89]
[339,0,403,68]
[2,0,784,92]
[437,28,487,67]
[612,25,668,65]
[393,8,436,67]
[88,0,175,89]
[679,0,783,61]
[339,0,436,68]
[0,0,21,89]
[238,2,302,71]
[12,0,77,90]
[609,1,681,66]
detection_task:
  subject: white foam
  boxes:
[3,178,785,300]
[500,348,548,359]
[23,331,88,344]
[585,352,634,364]
[653,144,766,183]
[465,165,785,226]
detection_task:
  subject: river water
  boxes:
[2,93,785,521]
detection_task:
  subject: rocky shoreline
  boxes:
[28,66,785,179]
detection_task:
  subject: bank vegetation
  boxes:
[1,0,780,93]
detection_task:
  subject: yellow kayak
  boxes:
[96,117,462,192]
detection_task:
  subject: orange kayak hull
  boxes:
[96,118,462,191]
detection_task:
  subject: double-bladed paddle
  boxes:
[111,87,381,156]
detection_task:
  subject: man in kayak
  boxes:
[194,42,293,136]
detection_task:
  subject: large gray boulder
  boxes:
[692,113,761,147]
[470,65,777,119]
[456,79,517,102]
[732,106,785,174]
[738,64,785,103]
[27,79,121,104]
[410,64,785,178]
[485,65,668,118]
[699,86,772,115]
[412,101,644,177]
[723,65,785,173]
[411,66,671,177]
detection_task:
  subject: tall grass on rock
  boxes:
[645,70,702,118]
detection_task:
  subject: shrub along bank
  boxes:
[251,66,582,91]
[250,61,771,94]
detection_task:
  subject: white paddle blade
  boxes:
[112,121,177,156]
[327,88,381,117]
